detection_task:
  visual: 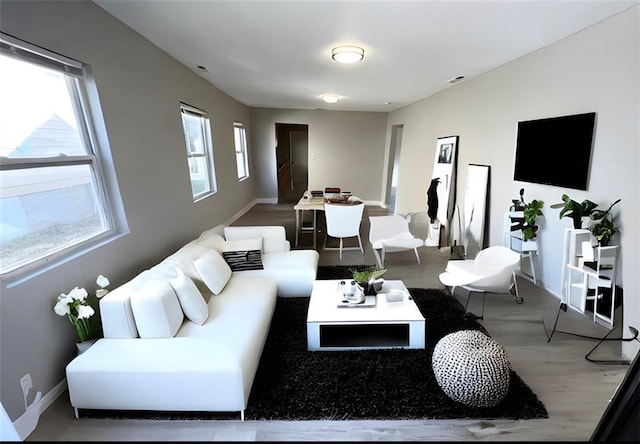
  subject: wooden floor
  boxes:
[27,203,631,441]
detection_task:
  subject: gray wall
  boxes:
[0,0,256,421]
[250,108,389,202]
[387,6,639,360]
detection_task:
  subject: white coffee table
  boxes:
[306,279,426,351]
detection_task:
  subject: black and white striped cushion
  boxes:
[222,249,264,271]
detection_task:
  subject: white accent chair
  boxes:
[438,245,522,320]
[368,215,424,268]
[323,201,365,260]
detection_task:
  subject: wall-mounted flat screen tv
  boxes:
[513,112,596,190]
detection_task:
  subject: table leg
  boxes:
[312,209,317,249]
[295,209,300,247]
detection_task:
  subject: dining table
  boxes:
[294,191,355,249]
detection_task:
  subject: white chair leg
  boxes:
[357,234,364,255]
[465,290,486,320]
[511,271,524,303]
[413,247,421,264]
[339,238,343,260]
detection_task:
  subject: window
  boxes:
[179,103,216,200]
[233,122,249,181]
[0,33,127,279]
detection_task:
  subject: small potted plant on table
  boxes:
[350,268,387,296]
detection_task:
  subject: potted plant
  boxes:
[550,194,598,229]
[53,275,110,354]
[350,267,387,295]
[588,198,621,246]
[509,188,544,242]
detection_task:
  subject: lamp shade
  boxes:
[331,46,364,64]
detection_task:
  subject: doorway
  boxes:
[276,123,308,203]
[385,125,404,213]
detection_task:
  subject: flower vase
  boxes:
[76,338,97,356]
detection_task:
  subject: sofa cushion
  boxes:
[233,250,319,297]
[222,250,264,272]
[224,226,289,254]
[195,233,226,252]
[162,242,214,282]
[194,249,232,295]
[130,280,184,338]
[221,238,262,252]
[170,269,208,325]
[220,238,264,272]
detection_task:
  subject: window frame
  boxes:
[0,32,128,284]
[179,103,217,201]
[233,122,250,181]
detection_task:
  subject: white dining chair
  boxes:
[368,215,424,268]
[323,201,365,260]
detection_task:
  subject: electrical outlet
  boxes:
[20,373,32,399]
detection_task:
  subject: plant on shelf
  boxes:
[509,188,544,242]
[550,194,598,229]
[588,198,621,246]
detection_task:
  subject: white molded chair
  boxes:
[439,245,523,320]
[368,215,424,268]
[323,201,365,260]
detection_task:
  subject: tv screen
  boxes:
[513,112,596,190]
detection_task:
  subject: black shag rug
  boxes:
[82,265,548,421]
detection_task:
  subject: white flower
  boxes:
[68,287,88,302]
[77,304,95,319]
[53,295,71,316]
[96,275,110,289]
[53,274,109,342]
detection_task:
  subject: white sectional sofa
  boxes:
[65,225,319,419]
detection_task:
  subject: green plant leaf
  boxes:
[588,198,621,246]
[351,268,387,282]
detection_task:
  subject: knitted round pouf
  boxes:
[432,330,511,408]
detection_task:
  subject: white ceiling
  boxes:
[94,0,638,112]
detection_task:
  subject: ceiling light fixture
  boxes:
[322,95,340,103]
[331,46,364,64]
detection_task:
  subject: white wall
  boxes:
[388,6,639,360]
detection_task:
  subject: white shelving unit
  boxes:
[560,228,619,327]
[560,228,592,309]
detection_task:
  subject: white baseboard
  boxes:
[13,379,67,441]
